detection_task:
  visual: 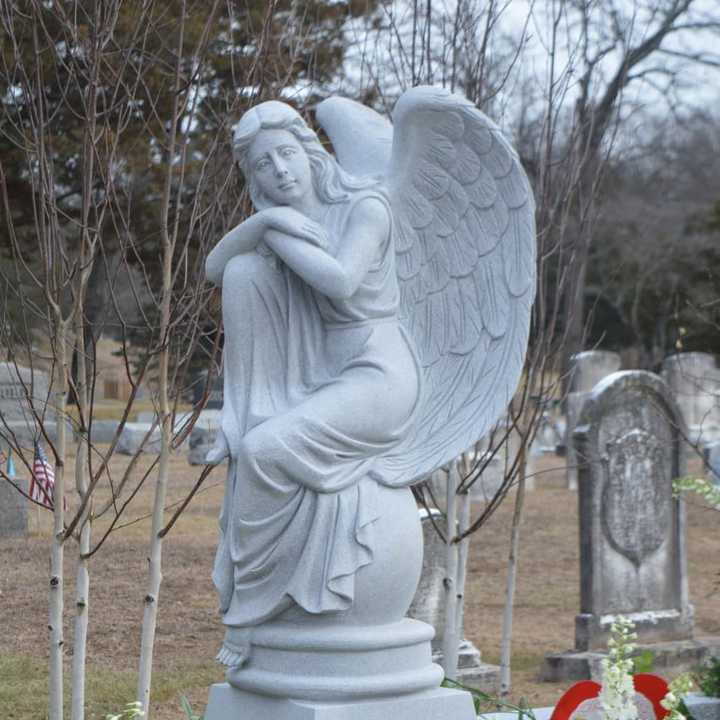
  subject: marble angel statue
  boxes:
[204,86,536,687]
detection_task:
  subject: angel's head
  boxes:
[233,101,375,210]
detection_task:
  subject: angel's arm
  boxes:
[264,197,390,300]
[205,214,266,286]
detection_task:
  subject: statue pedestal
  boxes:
[205,682,476,719]
[206,615,475,719]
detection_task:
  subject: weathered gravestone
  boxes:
[565,351,622,491]
[408,508,500,692]
[705,442,720,487]
[0,362,53,446]
[0,458,27,537]
[187,409,223,465]
[0,363,53,537]
[662,353,720,445]
[192,371,224,410]
[542,371,720,681]
[117,412,195,455]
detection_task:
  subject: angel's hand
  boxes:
[258,207,330,250]
[206,429,230,465]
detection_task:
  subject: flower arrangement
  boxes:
[598,617,695,720]
[600,618,640,720]
[661,675,695,720]
[104,701,144,720]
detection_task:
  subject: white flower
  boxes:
[600,620,639,720]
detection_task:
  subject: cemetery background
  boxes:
[1,1,720,718]
[1,449,718,719]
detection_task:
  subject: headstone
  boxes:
[532,407,565,456]
[188,410,223,465]
[441,416,535,499]
[662,353,720,444]
[119,412,194,454]
[192,371,223,410]
[88,419,121,444]
[0,363,52,536]
[117,422,162,455]
[705,442,720,487]
[0,460,27,537]
[542,371,720,681]
[408,508,500,692]
[0,363,54,447]
[565,351,622,490]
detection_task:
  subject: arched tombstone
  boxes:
[662,353,720,445]
[705,442,720,488]
[542,371,720,680]
[408,508,500,692]
[565,351,622,490]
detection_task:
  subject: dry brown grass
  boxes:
[1,451,718,718]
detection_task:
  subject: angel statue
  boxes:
[203,86,535,718]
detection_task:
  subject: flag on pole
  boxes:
[5,448,16,478]
[30,441,55,509]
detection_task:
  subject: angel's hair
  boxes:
[232,101,378,210]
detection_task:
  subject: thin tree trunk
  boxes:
[136,262,173,718]
[137,5,186,713]
[71,478,91,720]
[499,447,527,697]
[455,488,471,644]
[71,305,91,720]
[49,321,68,720]
[442,462,460,679]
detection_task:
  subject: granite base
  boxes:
[540,637,720,682]
[204,683,477,720]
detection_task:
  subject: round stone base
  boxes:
[226,617,443,701]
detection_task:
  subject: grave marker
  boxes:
[565,351,621,491]
[542,371,720,680]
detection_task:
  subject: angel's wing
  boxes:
[317,87,536,486]
[315,96,393,179]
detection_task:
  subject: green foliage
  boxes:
[0,652,221,719]
[441,678,537,719]
[180,695,204,720]
[673,477,720,510]
[660,673,695,720]
[631,650,654,675]
[694,657,720,698]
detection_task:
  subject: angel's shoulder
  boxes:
[345,189,392,233]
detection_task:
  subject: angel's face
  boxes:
[247,129,313,207]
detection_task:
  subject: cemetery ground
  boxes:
[1,452,718,720]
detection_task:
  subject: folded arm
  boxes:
[205,214,266,286]
[264,197,390,300]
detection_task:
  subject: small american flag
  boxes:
[30,441,55,509]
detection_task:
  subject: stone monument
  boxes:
[706,442,720,487]
[662,352,720,445]
[187,409,223,465]
[0,362,53,447]
[0,452,27,537]
[542,371,720,681]
[201,87,536,719]
[565,350,622,490]
[192,370,224,410]
[0,363,53,537]
[408,508,500,691]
